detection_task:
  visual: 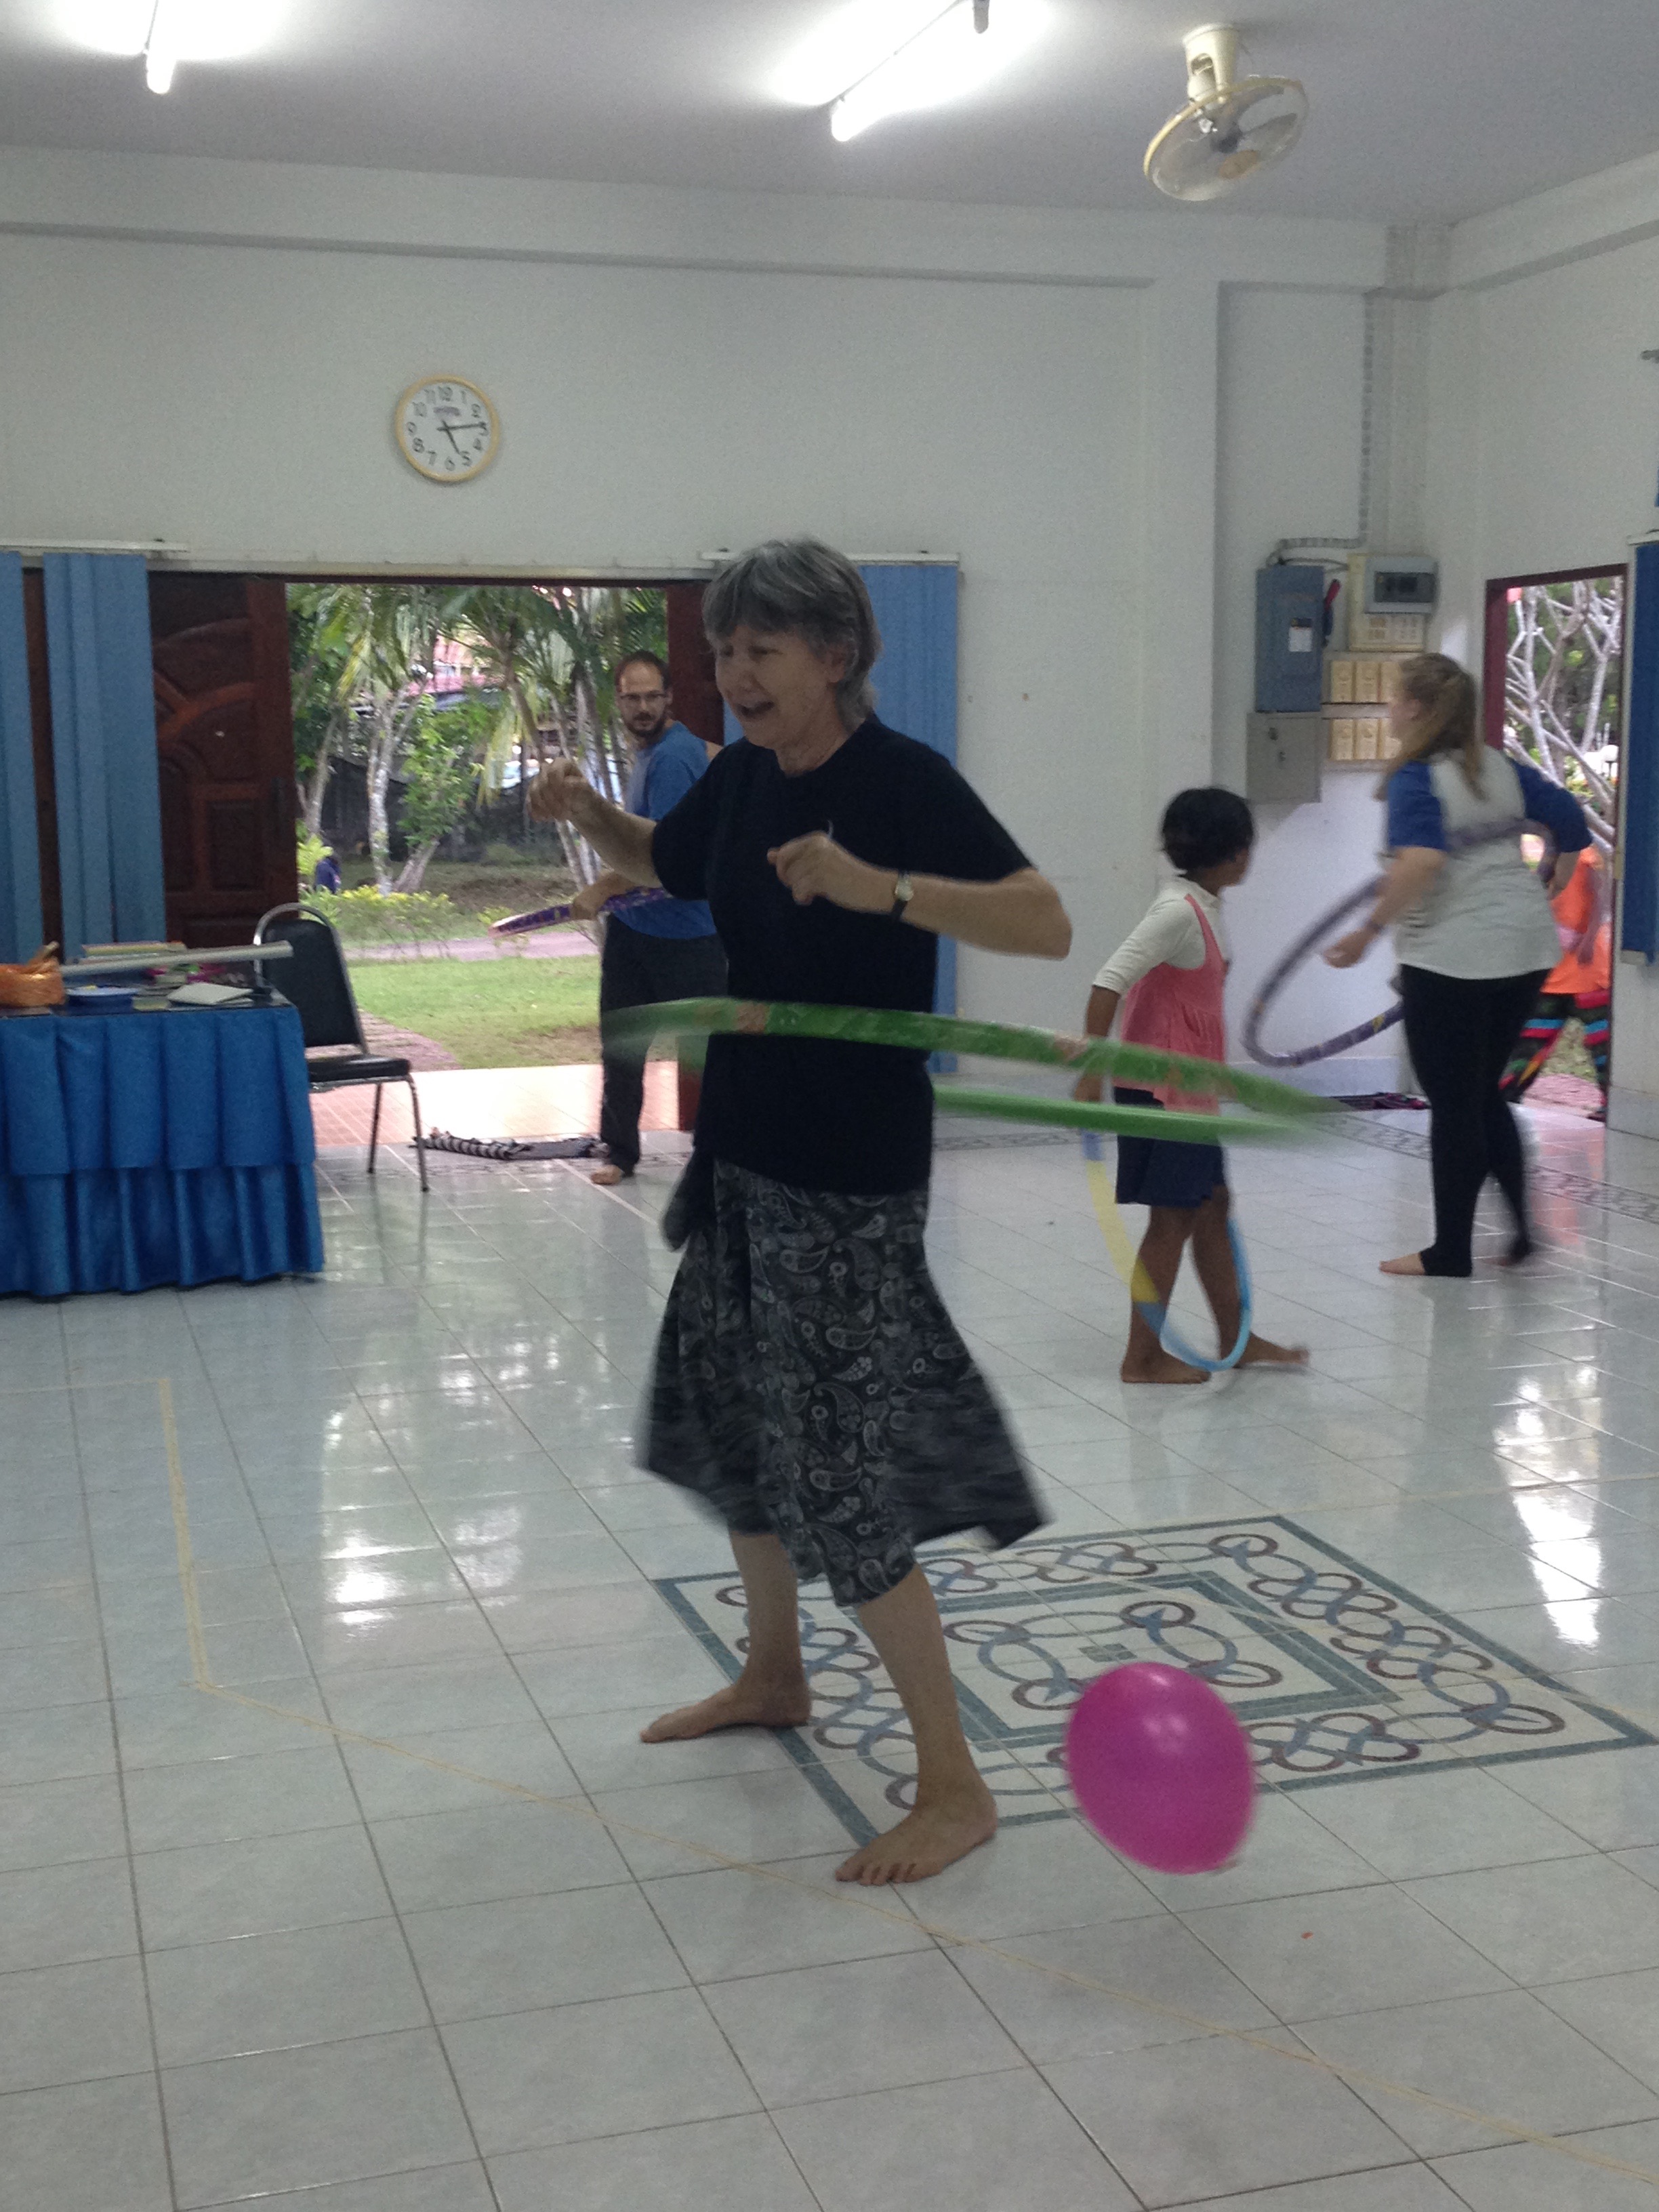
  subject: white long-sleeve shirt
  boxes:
[1093,879,1227,996]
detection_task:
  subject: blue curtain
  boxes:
[1624,543,1659,962]
[861,563,960,1019]
[0,552,42,965]
[715,560,962,1022]
[42,553,165,959]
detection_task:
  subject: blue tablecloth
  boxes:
[0,1006,325,1298]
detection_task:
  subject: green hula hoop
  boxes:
[938,1086,1307,1144]
[607,999,1331,1145]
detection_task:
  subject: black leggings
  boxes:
[1399,965,1548,1277]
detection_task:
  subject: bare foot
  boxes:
[1378,1252,1427,1277]
[835,1781,998,1885]
[590,1163,634,1187]
[1121,1349,1208,1385]
[640,1678,811,1742]
[1238,1335,1309,1368]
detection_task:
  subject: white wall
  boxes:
[0,148,1387,1036]
[1420,154,1659,1132]
[1212,287,1403,1090]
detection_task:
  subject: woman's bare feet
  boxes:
[640,1677,811,1742]
[590,1163,633,1187]
[1121,1348,1208,1385]
[835,1779,998,1885]
[1378,1252,1427,1276]
[1238,1334,1309,1368]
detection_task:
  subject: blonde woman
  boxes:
[1325,654,1591,1277]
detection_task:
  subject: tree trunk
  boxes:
[393,837,440,893]
[366,707,396,893]
[301,720,337,838]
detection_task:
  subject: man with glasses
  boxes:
[571,653,725,1185]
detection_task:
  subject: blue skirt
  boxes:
[1112,1087,1227,1210]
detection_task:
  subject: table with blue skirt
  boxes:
[0,1006,325,1298]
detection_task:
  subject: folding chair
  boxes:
[253,905,428,1191]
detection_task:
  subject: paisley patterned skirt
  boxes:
[642,1159,1043,1610]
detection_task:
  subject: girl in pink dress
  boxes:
[1076,789,1307,1384]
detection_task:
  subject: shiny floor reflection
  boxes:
[5,1103,1659,2211]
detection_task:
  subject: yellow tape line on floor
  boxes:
[153,1380,1659,2191]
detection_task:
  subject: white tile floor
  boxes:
[6,1105,1659,2208]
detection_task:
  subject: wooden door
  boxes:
[150,575,298,946]
[664,583,724,750]
[20,573,62,954]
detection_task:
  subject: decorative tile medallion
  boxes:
[657,1518,1655,1846]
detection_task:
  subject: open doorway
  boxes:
[289,581,697,1076]
[1483,565,1625,1113]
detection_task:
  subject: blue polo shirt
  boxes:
[620,722,717,939]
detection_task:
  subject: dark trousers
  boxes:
[598,921,726,1173]
[1399,964,1547,1276]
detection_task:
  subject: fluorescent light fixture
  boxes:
[826,0,1042,143]
[772,0,953,108]
[143,0,176,90]
[62,0,285,72]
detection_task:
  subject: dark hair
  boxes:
[615,651,670,691]
[702,538,881,729]
[1160,787,1255,874]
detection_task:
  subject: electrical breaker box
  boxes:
[1246,712,1322,804]
[1364,554,1437,613]
[1255,565,1326,712]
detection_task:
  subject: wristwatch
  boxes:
[890,872,915,922]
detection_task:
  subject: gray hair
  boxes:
[702,538,881,730]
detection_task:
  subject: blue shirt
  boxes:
[1387,756,1591,855]
[619,722,718,938]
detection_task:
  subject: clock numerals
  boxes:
[398,378,495,480]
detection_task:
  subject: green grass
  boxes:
[348,955,602,1067]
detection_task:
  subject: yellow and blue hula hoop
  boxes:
[611,999,1322,1374]
[1080,1130,1253,1372]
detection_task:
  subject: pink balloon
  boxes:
[1064,1662,1255,1874]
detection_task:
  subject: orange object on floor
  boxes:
[1543,850,1612,998]
[309,1061,678,1150]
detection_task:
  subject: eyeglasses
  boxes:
[619,689,667,705]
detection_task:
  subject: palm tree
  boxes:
[441,583,669,886]
[288,586,357,838]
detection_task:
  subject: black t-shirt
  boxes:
[651,718,1031,1194]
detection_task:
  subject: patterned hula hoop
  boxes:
[491,886,670,938]
[1242,816,1559,1071]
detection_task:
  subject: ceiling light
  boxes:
[813,0,1044,144]
[61,0,285,74]
[143,0,176,91]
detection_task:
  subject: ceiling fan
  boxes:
[1145,24,1307,202]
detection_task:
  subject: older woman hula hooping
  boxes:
[531,539,1071,1885]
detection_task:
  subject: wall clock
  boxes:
[394,376,499,483]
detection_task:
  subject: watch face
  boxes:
[396,378,497,482]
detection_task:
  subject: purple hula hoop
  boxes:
[490,886,669,938]
[1242,815,1557,1071]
